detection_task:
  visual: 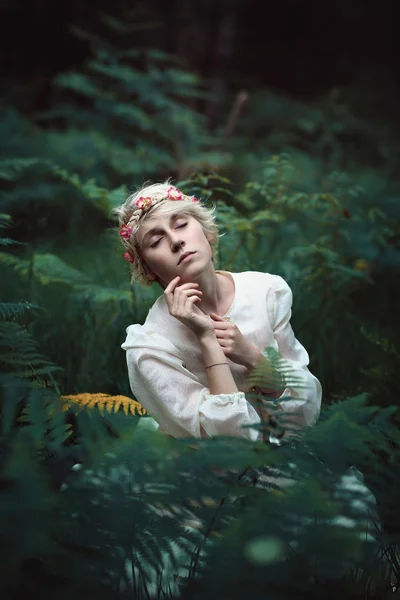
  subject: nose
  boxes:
[171,238,185,252]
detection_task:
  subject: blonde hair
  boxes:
[112,180,220,286]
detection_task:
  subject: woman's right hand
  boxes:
[164,276,214,338]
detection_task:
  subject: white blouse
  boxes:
[121,271,322,442]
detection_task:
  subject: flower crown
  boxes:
[120,186,199,264]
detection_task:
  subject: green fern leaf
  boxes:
[54,72,103,99]
[0,158,40,180]
[0,321,62,380]
[0,302,40,320]
[18,388,72,452]
[0,252,90,286]
[0,213,12,229]
[0,238,27,246]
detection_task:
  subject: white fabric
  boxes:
[121,271,322,442]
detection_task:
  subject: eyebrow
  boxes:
[142,213,184,245]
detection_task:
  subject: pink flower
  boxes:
[120,224,133,239]
[167,186,183,200]
[123,251,135,264]
[135,196,153,210]
[192,197,199,203]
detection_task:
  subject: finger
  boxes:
[214,334,228,346]
[210,312,226,321]
[164,277,181,311]
[164,276,181,297]
[218,341,229,349]
[176,289,202,312]
[174,283,200,307]
[213,328,229,338]
[174,286,202,301]
[176,282,200,291]
[171,293,202,317]
[212,321,229,331]
[184,295,202,313]
[187,295,202,305]
[169,281,198,309]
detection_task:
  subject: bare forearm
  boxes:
[198,333,239,395]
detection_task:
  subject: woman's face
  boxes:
[138,211,213,285]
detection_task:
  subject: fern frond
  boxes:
[72,284,133,305]
[0,252,90,286]
[360,326,400,360]
[60,393,147,416]
[0,237,27,246]
[0,158,40,181]
[0,302,40,321]
[0,251,135,307]
[49,161,128,213]
[0,213,12,229]
[0,321,62,380]
[246,346,309,393]
[19,388,73,452]
[54,72,104,99]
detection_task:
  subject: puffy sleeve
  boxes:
[122,326,263,441]
[267,275,322,429]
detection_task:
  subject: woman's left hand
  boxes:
[210,313,260,369]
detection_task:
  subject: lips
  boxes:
[178,251,195,265]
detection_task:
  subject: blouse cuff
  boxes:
[199,390,261,441]
[203,390,246,403]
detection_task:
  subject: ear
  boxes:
[143,261,156,281]
[206,234,217,261]
[206,234,216,248]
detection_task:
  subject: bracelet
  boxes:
[205,362,229,370]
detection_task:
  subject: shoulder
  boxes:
[232,271,292,325]
[232,270,291,294]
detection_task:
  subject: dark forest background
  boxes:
[1,1,400,598]
[2,0,399,106]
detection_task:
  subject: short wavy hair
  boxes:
[112,180,220,286]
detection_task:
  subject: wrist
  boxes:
[197,330,217,344]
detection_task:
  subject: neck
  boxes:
[196,266,226,316]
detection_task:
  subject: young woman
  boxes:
[115,181,322,443]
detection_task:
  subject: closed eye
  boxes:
[149,223,187,248]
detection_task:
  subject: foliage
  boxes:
[1,11,399,594]
[60,393,147,416]
[1,370,399,598]
[228,87,400,190]
[1,198,399,599]
[41,15,216,182]
[0,301,39,320]
[179,158,400,399]
[0,320,62,383]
